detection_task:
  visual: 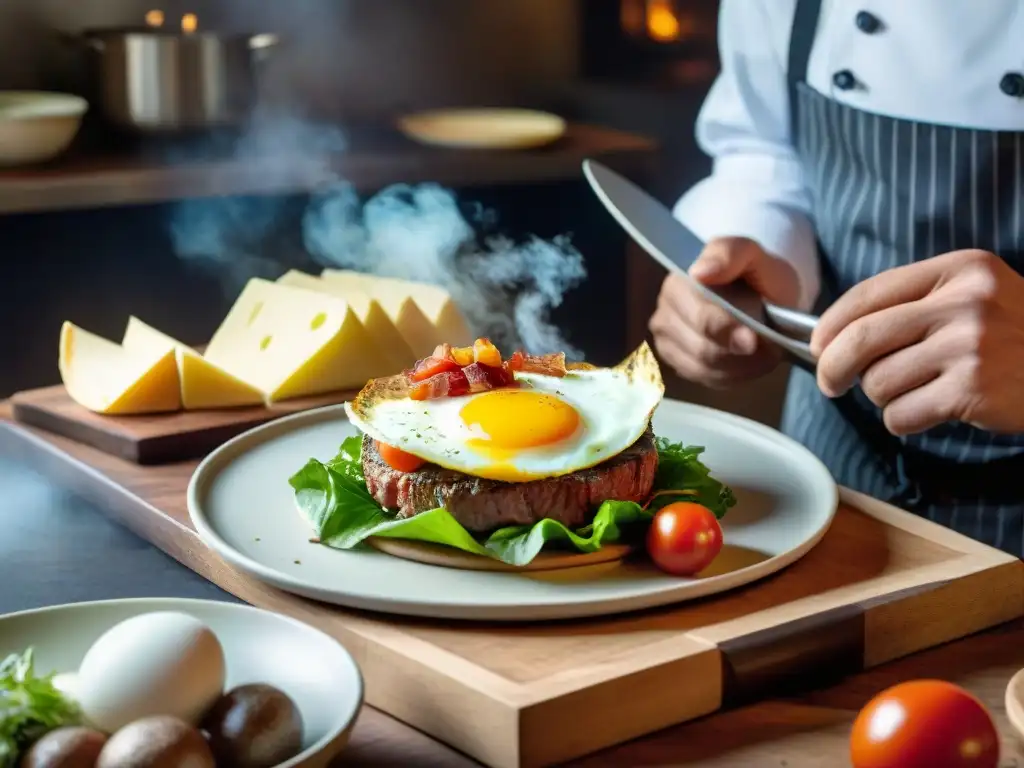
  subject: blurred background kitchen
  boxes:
[0,0,789,426]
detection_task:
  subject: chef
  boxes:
[650,0,1024,557]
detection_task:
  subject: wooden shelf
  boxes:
[0,122,656,215]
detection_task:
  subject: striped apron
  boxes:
[779,0,1024,557]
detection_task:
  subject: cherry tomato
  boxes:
[646,502,723,576]
[375,440,426,473]
[850,680,999,768]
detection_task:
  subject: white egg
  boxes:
[346,342,664,481]
[77,611,226,733]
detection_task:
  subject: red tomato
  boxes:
[850,680,999,768]
[646,502,723,576]
[375,440,426,473]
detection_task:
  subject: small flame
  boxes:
[144,9,165,28]
[181,13,198,34]
[646,0,681,42]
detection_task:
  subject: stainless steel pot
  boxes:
[80,28,278,132]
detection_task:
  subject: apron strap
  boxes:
[783,0,919,505]
[787,0,823,146]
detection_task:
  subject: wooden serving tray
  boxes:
[2,413,1022,768]
[10,385,357,464]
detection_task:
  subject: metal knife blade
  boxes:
[582,159,818,370]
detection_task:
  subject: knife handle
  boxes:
[764,303,819,342]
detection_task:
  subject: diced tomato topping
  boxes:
[463,362,517,393]
[375,440,426,472]
[408,355,461,382]
[504,350,525,373]
[410,368,470,400]
[473,337,502,367]
[451,345,475,366]
[519,351,567,377]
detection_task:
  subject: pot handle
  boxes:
[58,31,105,51]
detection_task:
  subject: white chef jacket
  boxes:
[674,0,1024,311]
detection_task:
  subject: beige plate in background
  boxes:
[397,108,567,150]
[0,598,363,768]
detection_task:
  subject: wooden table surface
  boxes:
[1,407,1023,766]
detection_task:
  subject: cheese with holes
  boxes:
[58,322,181,414]
[276,270,415,372]
[204,278,388,402]
[121,317,264,409]
[319,270,454,356]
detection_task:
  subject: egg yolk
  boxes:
[460,390,580,451]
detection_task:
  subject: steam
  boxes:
[302,182,586,356]
[167,113,586,357]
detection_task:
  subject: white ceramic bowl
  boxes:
[0,597,363,767]
[0,91,88,166]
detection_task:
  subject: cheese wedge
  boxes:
[275,270,415,371]
[377,275,474,347]
[58,321,181,415]
[121,316,264,410]
[204,278,389,402]
[318,269,448,356]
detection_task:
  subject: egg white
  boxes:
[344,342,664,482]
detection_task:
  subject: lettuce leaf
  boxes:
[289,434,736,567]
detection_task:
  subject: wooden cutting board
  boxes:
[9,385,357,464]
[2,413,1022,768]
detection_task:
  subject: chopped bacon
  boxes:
[518,352,567,377]
[408,354,461,383]
[463,362,517,393]
[410,369,470,401]
[473,338,502,367]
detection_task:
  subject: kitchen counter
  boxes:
[2,405,1022,766]
[0,122,655,216]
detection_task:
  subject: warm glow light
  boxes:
[144,9,165,28]
[646,0,681,42]
[620,0,646,37]
[181,13,198,34]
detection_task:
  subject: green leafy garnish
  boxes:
[289,434,736,567]
[649,437,737,517]
[0,648,80,768]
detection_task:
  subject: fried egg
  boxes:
[344,341,664,482]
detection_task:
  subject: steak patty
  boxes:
[361,428,658,533]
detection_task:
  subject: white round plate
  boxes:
[396,108,566,149]
[0,598,363,768]
[188,400,838,621]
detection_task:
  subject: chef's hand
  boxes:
[811,250,1024,435]
[649,236,802,389]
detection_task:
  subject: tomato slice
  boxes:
[645,502,723,576]
[850,680,999,768]
[375,440,426,473]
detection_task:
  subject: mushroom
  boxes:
[96,716,214,768]
[201,684,304,768]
